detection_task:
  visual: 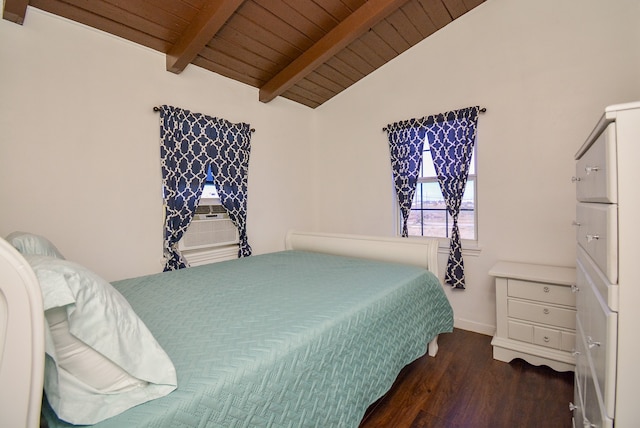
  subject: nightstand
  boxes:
[490,261,577,372]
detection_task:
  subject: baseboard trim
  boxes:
[453,317,495,336]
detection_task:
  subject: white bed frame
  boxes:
[0,231,442,427]
[0,237,45,428]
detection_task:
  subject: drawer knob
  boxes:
[543,336,550,343]
[572,220,581,227]
[571,176,582,183]
[585,166,600,174]
[569,402,578,412]
[571,284,580,293]
[543,308,550,315]
[543,286,550,293]
[586,234,600,242]
[571,350,580,357]
[587,336,601,349]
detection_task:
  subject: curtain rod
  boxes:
[153,106,255,132]
[381,107,487,132]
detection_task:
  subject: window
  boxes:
[200,166,221,204]
[404,147,477,241]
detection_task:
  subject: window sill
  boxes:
[436,238,482,257]
[404,236,482,257]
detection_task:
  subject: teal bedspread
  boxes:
[44,250,453,427]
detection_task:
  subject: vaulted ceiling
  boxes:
[3,0,486,108]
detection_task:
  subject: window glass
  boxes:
[406,150,476,240]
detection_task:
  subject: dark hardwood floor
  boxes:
[360,329,574,428]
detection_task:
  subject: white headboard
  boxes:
[0,238,45,428]
[285,230,439,277]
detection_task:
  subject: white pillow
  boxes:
[26,255,177,425]
[6,231,66,259]
[46,307,148,392]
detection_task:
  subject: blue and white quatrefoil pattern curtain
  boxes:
[425,107,479,289]
[159,105,253,271]
[385,106,479,289]
[385,120,426,237]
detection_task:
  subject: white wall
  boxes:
[312,0,640,333]
[0,8,314,281]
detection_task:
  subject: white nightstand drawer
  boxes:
[534,325,561,349]
[508,320,533,343]
[561,330,576,353]
[508,299,576,330]
[576,203,618,285]
[507,320,573,352]
[575,122,617,203]
[508,279,575,307]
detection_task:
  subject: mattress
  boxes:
[43,250,453,427]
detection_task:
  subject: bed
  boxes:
[0,230,453,428]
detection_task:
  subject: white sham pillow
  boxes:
[26,255,177,425]
[45,307,148,392]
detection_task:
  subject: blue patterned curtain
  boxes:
[159,105,253,271]
[385,120,427,237]
[385,106,479,289]
[424,107,479,289]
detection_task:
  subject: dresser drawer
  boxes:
[572,380,585,428]
[508,299,576,330]
[576,324,613,428]
[576,203,618,284]
[577,246,618,311]
[508,279,576,307]
[575,318,588,405]
[575,122,617,203]
[576,265,617,419]
[582,345,614,428]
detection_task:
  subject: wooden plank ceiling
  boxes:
[3,0,486,108]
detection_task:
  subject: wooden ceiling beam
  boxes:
[3,0,29,24]
[258,0,410,104]
[166,0,245,74]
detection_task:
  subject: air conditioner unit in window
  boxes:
[178,207,239,251]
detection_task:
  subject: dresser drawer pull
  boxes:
[543,308,550,315]
[585,166,600,174]
[571,176,581,183]
[543,336,550,343]
[587,336,601,349]
[543,286,550,293]
[569,402,578,412]
[586,234,600,242]
[572,220,581,226]
[571,350,580,357]
[571,284,580,293]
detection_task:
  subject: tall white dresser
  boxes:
[572,102,640,428]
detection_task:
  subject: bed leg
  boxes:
[427,335,439,357]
